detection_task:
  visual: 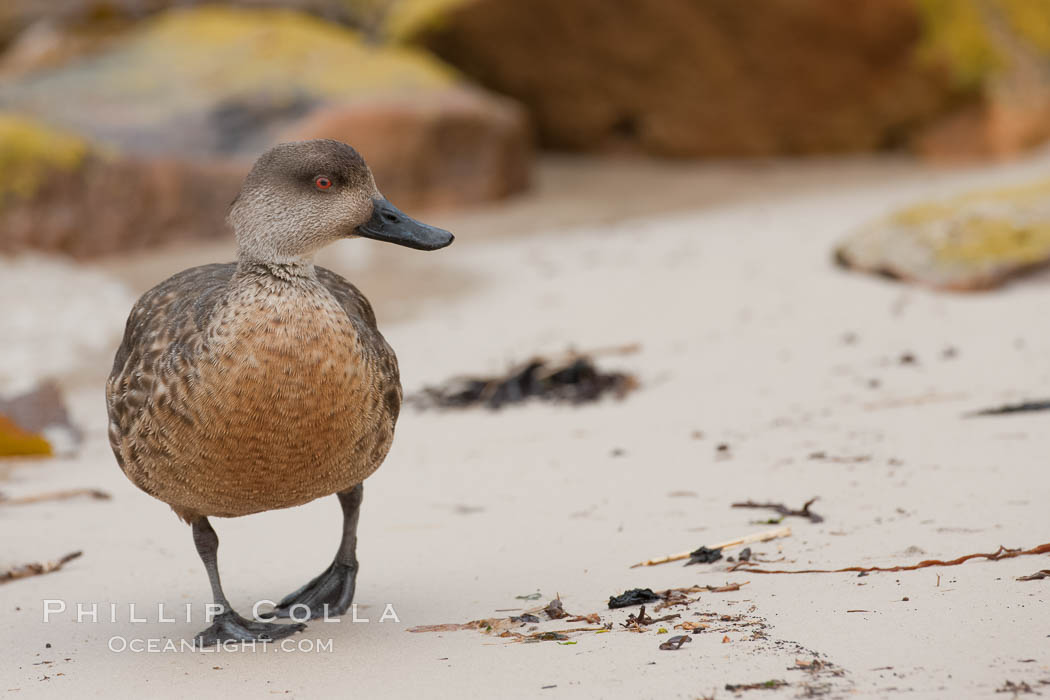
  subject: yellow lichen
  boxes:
[893,178,1050,228]
[1000,0,1050,54]
[889,178,1050,264]
[383,0,471,42]
[0,415,51,457]
[110,6,456,103]
[934,217,1050,264]
[0,114,89,203]
[915,0,1004,92]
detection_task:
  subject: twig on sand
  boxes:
[729,543,1050,574]
[0,489,111,506]
[1,551,82,584]
[732,497,823,524]
[630,526,791,568]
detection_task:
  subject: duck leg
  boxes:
[192,517,306,645]
[271,483,363,620]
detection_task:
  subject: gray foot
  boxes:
[196,610,306,646]
[271,562,357,620]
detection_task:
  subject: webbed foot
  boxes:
[196,610,306,646]
[271,561,357,620]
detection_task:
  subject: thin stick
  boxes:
[0,551,82,584]
[0,489,111,506]
[728,543,1050,575]
[630,526,792,568]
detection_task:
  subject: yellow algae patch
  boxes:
[0,114,89,202]
[0,415,51,457]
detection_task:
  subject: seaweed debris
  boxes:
[686,546,724,565]
[608,588,661,609]
[968,400,1050,417]
[409,346,639,410]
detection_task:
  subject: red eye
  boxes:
[314,176,332,190]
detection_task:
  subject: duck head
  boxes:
[229,139,454,263]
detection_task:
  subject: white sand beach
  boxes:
[3,152,1050,699]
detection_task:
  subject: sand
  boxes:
[3,151,1050,698]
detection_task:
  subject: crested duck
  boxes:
[106,139,453,644]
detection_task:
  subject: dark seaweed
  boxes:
[608,588,661,609]
[685,546,724,566]
[409,355,638,410]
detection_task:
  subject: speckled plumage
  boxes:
[106,261,400,522]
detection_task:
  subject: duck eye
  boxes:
[314,176,332,190]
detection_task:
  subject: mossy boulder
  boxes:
[835,180,1050,290]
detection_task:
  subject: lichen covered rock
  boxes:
[913,0,1050,159]
[0,5,457,156]
[835,180,1050,290]
[0,111,244,257]
[0,114,89,203]
[0,7,532,256]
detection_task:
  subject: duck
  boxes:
[105,139,453,645]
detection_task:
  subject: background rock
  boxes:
[835,179,1050,291]
[400,0,954,156]
[0,5,456,157]
[282,87,531,209]
[0,113,244,257]
[0,6,533,256]
[399,0,1050,159]
[913,0,1050,160]
[0,382,80,456]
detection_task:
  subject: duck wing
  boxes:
[106,263,236,469]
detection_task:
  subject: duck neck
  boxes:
[235,255,317,283]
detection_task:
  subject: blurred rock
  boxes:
[397,0,1050,159]
[283,87,531,209]
[913,0,1050,161]
[0,382,80,456]
[0,414,51,457]
[0,6,532,256]
[0,0,390,48]
[835,180,1050,291]
[0,6,456,156]
[398,0,954,156]
[0,113,243,257]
